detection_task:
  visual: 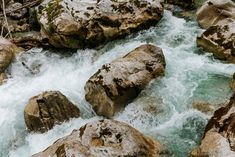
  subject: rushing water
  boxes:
[0,11,234,157]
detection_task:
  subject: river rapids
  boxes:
[0,11,234,157]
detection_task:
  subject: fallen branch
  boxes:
[0,23,4,36]
[2,0,12,39]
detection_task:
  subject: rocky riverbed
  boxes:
[0,0,235,157]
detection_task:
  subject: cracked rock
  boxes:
[24,91,80,133]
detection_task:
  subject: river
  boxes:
[0,11,234,157]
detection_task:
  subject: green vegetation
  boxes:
[44,0,63,34]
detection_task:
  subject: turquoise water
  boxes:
[0,11,234,157]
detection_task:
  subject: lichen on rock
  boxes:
[85,44,166,118]
[32,119,169,157]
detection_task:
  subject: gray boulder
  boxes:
[32,119,168,157]
[85,44,165,118]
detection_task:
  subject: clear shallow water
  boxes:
[0,11,234,157]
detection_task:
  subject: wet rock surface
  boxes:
[85,44,166,118]
[192,101,215,114]
[32,119,168,157]
[190,94,235,157]
[24,91,80,133]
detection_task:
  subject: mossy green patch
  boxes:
[44,0,64,34]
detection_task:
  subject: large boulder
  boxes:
[197,22,235,63]
[85,44,166,118]
[24,91,80,133]
[38,0,164,49]
[32,119,168,157]
[190,93,235,157]
[196,0,235,29]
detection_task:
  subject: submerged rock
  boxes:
[38,0,164,49]
[190,93,235,157]
[32,119,168,157]
[85,44,166,118]
[24,91,80,133]
[197,22,235,63]
[196,0,235,29]
[192,101,215,114]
